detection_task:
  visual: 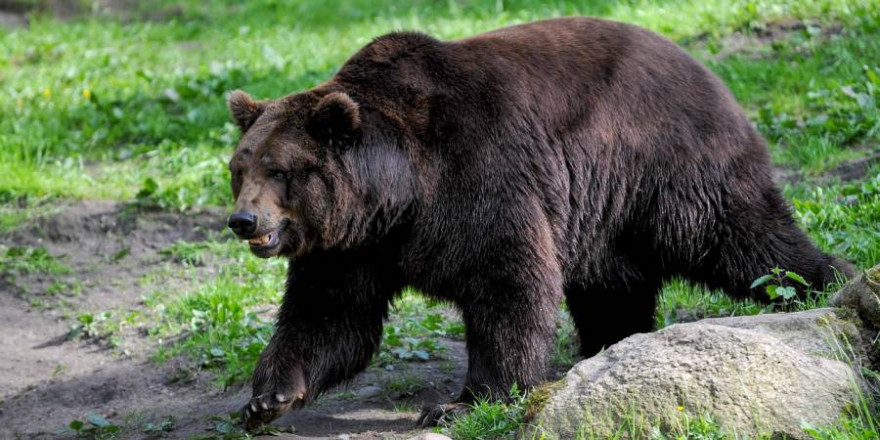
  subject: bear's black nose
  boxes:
[228,211,257,236]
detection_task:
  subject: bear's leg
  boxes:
[417,269,562,427]
[565,275,662,357]
[242,251,400,431]
[688,188,853,302]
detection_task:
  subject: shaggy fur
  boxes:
[225,17,852,430]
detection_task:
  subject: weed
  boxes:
[142,417,175,435]
[750,267,810,301]
[188,412,293,440]
[63,414,121,440]
[67,312,115,341]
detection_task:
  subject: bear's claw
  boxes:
[242,390,304,431]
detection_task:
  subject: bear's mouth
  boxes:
[247,220,288,257]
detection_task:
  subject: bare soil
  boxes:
[0,201,464,439]
[685,19,845,61]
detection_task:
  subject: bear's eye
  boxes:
[267,170,286,182]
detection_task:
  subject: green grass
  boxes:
[1,0,875,215]
[805,414,880,440]
[147,246,286,387]
[657,279,769,329]
[0,245,72,276]
[375,288,464,365]
[571,410,730,440]
[441,386,527,440]
[159,233,241,266]
[790,172,880,267]
[5,0,880,438]
[715,33,880,173]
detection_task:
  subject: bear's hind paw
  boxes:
[242,390,304,431]
[416,402,470,427]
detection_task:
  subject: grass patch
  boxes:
[789,172,880,269]
[378,372,426,399]
[441,386,526,440]
[0,245,72,276]
[1,0,875,206]
[656,279,767,328]
[159,234,240,266]
[375,289,464,365]
[805,413,880,440]
[148,252,286,387]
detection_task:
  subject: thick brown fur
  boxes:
[225,17,852,430]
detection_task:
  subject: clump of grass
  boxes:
[805,414,880,440]
[648,413,727,440]
[0,245,72,276]
[441,385,527,440]
[67,312,115,341]
[379,372,426,398]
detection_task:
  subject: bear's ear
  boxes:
[228,90,266,133]
[306,91,361,146]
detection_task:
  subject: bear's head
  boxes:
[225,87,422,259]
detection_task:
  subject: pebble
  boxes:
[355,385,383,401]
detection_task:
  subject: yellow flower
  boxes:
[42,87,52,99]
[677,406,685,412]
[82,89,92,100]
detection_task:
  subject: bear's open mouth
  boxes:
[247,220,288,253]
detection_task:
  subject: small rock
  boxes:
[356,385,383,401]
[407,434,452,440]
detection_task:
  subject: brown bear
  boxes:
[225,17,851,430]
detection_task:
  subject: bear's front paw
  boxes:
[242,363,307,432]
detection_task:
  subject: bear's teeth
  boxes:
[248,234,269,245]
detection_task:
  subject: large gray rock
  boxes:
[525,308,869,440]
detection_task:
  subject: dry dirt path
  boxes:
[0,201,465,439]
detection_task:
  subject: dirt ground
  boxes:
[0,201,466,439]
